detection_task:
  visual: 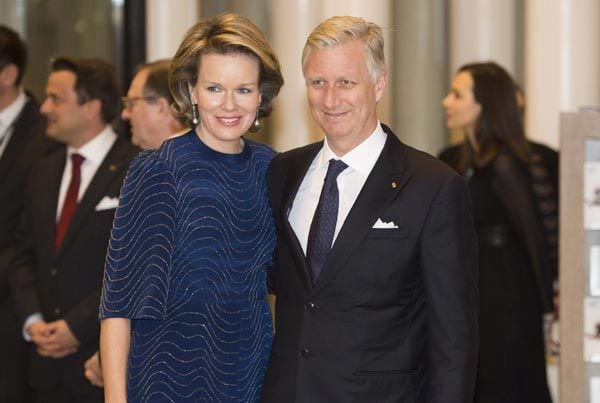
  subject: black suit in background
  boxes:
[0,94,58,403]
[262,124,479,403]
[11,135,138,402]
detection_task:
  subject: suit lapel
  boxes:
[56,137,127,256]
[0,98,41,182]
[280,142,322,290]
[312,130,412,294]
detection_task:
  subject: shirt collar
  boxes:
[320,122,387,175]
[0,89,27,130]
[67,125,117,165]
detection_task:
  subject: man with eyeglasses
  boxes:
[121,59,187,150]
[10,57,138,403]
[0,24,58,403]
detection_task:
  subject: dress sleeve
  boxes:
[491,153,554,313]
[99,152,177,320]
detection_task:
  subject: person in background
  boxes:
[121,59,187,149]
[99,13,284,402]
[262,15,478,403]
[10,57,139,403]
[439,61,553,403]
[82,58,187,389]
[515,84,559,285]
[0,24,57,403]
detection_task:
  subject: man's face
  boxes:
[122,68,162,150]
[40,70,87,146]
[304,40,386,154]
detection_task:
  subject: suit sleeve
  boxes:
[10,192,42,326]
[492,154,554,313]
[420,173,479,403]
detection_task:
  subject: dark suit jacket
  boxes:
[11,134,139,391]
[0,95,58,286]
[262,124,479,403]
[0,94,57,402]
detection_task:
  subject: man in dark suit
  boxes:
[0,25,58,403]
[261,16,479,403]
[11,57,138,403]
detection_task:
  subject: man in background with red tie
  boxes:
[10,57,138,403]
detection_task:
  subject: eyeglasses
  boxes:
[121,96,157,110]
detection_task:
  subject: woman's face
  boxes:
[442,71,481,136]
[190,52,261,153]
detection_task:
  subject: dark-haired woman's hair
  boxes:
[458,61,530,170]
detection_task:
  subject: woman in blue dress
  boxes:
[99,13,284,402]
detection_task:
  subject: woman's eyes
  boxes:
[205,86,253,94]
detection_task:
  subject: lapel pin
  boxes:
[109,164,117,172]
[391,181,397,189]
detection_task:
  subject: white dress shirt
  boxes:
[288,123,387,254]
[56,125,117,219]
[0,89,27,158]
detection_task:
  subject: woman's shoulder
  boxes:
[490,149,529,180]
[244,138,277,161]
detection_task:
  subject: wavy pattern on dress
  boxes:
[100,131,276,402]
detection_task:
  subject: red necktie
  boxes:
[54,153,85,250]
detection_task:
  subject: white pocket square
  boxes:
[372,218,399,229]
[95,196,119,211]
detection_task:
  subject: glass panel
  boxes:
[0,0,117,101]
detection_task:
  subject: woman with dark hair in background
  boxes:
[439,62,553,403]
[99,13,284,402]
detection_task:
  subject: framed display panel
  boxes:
[561,108,600,403]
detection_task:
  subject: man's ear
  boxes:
[156,97,170,116]
[84,98,103,119]
[0,63,19,87]
[374,70,388,103]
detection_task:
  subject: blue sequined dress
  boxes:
[100,130,276,402]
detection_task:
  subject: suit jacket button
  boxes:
[300,348,310,358]
[54,307,61,316]
[50,268,58,276]
[305,300,317,311]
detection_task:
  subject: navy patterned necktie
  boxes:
[306,158,348,284]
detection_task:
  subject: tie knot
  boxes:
[71,153,85,167]
[325,159,348,183]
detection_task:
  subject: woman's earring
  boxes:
[248,110,261,133]
[191,103,199,126]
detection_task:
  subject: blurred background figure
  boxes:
[11,57,138,403]
[0,25,57,403]
[439,61,554,403]
[121,59,187,149]
[515,83,559,288]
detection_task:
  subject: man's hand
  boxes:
[27,321,54,351]
[32,319,79,358]
[45,319,79,358]
[84,351,104,387]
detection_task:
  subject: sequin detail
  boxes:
[100,131,275,402]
